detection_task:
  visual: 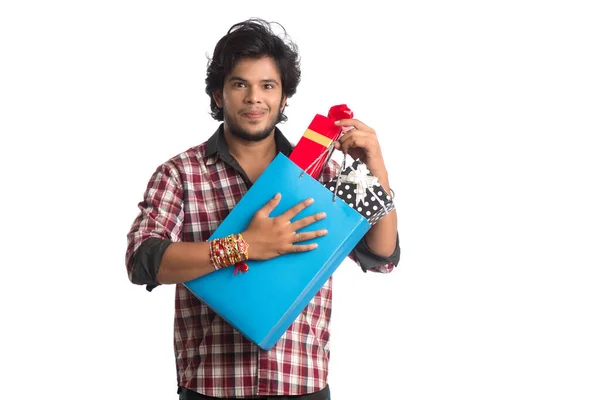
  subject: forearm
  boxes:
[157,241,215,284]
[364,209,398,258]
[364,173,398,257]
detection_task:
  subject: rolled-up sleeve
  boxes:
[125,162,184,291]
[351,234,400,273]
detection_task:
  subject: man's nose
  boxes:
[244,86,261,104]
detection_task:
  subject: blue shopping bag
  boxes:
[183,153,370,350]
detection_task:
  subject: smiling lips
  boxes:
[242,109,267,120]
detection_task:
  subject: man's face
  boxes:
[214,56,287,142]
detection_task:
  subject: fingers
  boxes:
[258,192,282,216]
[335,118,374,133]
[286,220,328,253]
[290,211,326,231]
[251,195,329,256]
[336,132,373,155]
[334,118,376,151]
[288,243,319,252]
[279,197,315,221]
[291,228,328,243]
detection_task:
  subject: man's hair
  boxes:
[205,18,301,123]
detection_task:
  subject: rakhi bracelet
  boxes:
[209,238,226,270]
[209,237,225,270]
[212,238,230,270]
[231,233,250,275]
[209,234,249,272]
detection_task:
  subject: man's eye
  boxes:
[234,82,246,88]
[264,84,274,89]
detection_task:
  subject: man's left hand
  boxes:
[333,119,389,184]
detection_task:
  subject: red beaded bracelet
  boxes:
[209,234,249,274]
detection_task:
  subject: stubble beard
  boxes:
[223,106,283,143]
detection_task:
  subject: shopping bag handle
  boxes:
[297,143,347,204]
[298,141,335,179]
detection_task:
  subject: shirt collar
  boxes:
[204,124,294,165]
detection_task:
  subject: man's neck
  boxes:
[223,129,278,164]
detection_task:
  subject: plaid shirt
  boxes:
[126,125,396,398]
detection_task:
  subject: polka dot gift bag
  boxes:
[323,156,395,225]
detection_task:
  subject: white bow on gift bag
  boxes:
[339,162,380,207]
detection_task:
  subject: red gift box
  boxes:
[289,104,354,179]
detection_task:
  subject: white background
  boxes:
[1,1,599,399]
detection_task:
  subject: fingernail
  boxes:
[311,244,319,249]
[274,193,281,199]
[306,198,314,205]
[320,229,328,235]
[334,120,341,125]
[319,212,326,218]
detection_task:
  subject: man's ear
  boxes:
[213,89,223,108]
[280,95,288,112]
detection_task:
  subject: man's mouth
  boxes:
[243,110,267,119]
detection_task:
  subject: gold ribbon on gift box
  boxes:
[303,129,333,147]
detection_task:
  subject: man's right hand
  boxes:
[242,193,328,260]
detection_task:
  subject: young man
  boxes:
[126,18,400,400]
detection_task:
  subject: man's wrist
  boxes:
[372,169,390,192]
